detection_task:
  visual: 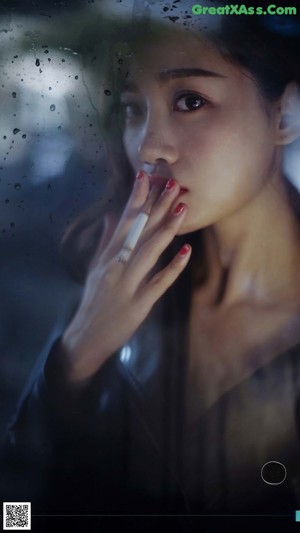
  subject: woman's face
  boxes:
[121,32,282,234]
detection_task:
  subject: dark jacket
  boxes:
[2,249,300,533]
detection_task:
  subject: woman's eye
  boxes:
[174,93,206,112]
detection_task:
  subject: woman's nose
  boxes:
[138,115,179,166]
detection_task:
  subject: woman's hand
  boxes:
[61,171,191,384]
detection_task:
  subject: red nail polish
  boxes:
[136,170,145,181]
[173,202,185,215]
[165,178,175,191]
[179,244,191,257]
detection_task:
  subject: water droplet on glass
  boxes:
[13,128,20,135]
[12,91,16,98]
[22,134,27,139]
[75,75,78,80]
[50,104,56,111]
[35,58,40,66]
[104,89,112,96]
[14,183,21,190]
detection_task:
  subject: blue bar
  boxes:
[295,511,300,521]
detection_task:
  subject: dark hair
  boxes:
[213,12,300,100]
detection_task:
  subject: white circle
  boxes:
[261,461,287,485]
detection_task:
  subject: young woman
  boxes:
[3,2,300,529]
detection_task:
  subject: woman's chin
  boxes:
[175,223,199,237]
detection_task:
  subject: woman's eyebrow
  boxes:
[158,67,226,81]
[120,67,226,94]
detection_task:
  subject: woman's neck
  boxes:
[202,177,300,308]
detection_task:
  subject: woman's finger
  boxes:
[138,243,192,310]
[110,180,181,270]
[90,212,119,270]
[123,201,188,289]
[137,178,181,243]
[102,171,151,260]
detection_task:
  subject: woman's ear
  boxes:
[276,82,300,145]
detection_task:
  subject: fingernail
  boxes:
[165,178,176,191]
[179,244,191,257]
[173,202,185,216]
[136,170,145,181]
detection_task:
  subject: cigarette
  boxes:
[118,184,162,262]
[120,211,150,260]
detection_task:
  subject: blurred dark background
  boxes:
[0,0,110,444]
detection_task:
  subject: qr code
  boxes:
[3,502,31,530]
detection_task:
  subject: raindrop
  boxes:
[13,128,20,135]
[44,49,49,54]
[22,134,27,139]
[10,222,15,228]
[12,91,16,98]
[14,183,21,190]
[104,89,112,96]
[75,75,78,80]
[50,104,56,111]
[35,58,40,67]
